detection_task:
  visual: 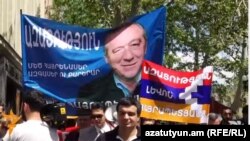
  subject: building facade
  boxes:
[0,0,52,114]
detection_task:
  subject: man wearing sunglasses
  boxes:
[78,103,114,141]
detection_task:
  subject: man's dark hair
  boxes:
[77,108,91,116]
[116,97,141,116]
[23,90,46,112]
[91,102,105,111]
[104,22,147,55]
[222,108,233,113]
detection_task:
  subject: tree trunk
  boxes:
[202,52,209,68]
[194,49,199,71]
[231,45,246,112]
[194,29,199,71]
[112,5,122,26]
[129,0,140,18]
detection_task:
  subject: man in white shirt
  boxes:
[9,90,59,141]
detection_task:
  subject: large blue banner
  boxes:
[21,6,166,114]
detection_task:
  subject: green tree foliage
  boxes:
[167,0,247,112]
[50,0,160,28]
[49,0,248,111]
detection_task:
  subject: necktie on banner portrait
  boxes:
[140,60,213,124]
[21,6,166,115]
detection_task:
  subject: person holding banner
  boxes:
[78,22,147,105]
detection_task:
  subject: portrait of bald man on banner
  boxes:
[78,22,147,105]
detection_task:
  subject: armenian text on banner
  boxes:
[140,60,213,124]
[21,6,166,114]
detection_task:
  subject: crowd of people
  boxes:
[0,89,248,141]
[0,90,143,141]
[0,17,248,141]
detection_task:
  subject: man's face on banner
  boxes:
[105,24,146,81]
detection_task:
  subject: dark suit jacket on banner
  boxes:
[78,72,140,104]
